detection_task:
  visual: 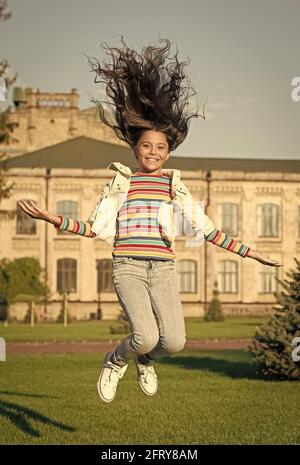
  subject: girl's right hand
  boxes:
[17,199,58,225]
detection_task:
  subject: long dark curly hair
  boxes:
[86,36,205,152]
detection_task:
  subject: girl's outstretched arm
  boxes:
[204,227,282,267]
[17,200,97,238]
[54,215,96,238]
[242,248,282,267]
[204,227,251,258]
[173,182,282,267]
[53,175,118,237]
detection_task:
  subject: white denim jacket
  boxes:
[87,161,216,247]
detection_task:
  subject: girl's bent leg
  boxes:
[110,259,160,366]
[142,260,186,363]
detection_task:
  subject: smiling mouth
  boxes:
[146,158,160,162]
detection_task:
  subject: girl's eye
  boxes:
[142,144,165,149]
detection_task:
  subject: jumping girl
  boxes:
[18,37,282,403]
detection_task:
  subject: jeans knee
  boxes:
[132,333,158,355]
[164,335,186,354]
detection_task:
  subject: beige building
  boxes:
[1,88,299,321]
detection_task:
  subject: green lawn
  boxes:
[0,317,268,342]
[0,350,299,444]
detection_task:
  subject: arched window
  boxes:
[218,260,238,293]
[257,203,279,237]
[97,259,114,292]
[56,200,78,234]
[16,199,37,235]
[218,203,239,236]
[177,260,197,293]
[57,258,77,292]
[259,265,279,293]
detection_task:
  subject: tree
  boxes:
[0,0,11,21]
[204,279,225,322]
[248,257,300,380]
[14,294,42,325]
[0,257,50,324]
[0,1,17,114]
[0,149,15,222]
[0,0,17,222]
[56,291,73,325]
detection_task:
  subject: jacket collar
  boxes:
[107,161,180,180]
[106,161,181,198]
[107,161,132,178]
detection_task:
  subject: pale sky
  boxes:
[1,0,299,160]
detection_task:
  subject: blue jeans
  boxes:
[110,257,186,367]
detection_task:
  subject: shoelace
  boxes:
[140,365,157,384]
[104,363,124,389]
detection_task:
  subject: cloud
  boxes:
[204,96,231,119]
[204,95,260,119]
[209,97,231,109]
[236,96,260,106]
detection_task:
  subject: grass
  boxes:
[0,316,268,343]
[0,350,299,445]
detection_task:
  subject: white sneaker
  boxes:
[134,358,158,397]
[97,351,128,403]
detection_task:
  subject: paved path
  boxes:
[7,339,251,353]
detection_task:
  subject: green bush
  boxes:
[248,257,300,380]
[204,279,225,322]
[0,258,50,324]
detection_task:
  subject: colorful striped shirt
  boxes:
[112,173,175,260]
[54,173,251,259]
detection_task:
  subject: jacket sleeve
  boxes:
[53,175,117,238]
[190,208,251,258]
[173,182,251,258]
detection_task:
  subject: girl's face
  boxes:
[133,130,170,175]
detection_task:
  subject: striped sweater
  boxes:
[54,173,251,259]
[112,173,175,260]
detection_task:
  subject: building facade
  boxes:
[1,88,299,321]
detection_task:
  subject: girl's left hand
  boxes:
[247,249,282,267]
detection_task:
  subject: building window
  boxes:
[177,260,197,293]
[258,203,279,237]
[57,258,77,292]
[56,200,78,235]
[218,260,238,293]
[219,203,239,236]
[259,265,279,293]
[16,199,37,235]
[97,259,114,292]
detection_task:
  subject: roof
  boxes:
[0,136,299,172]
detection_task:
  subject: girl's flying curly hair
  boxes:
[87,36,205,152]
